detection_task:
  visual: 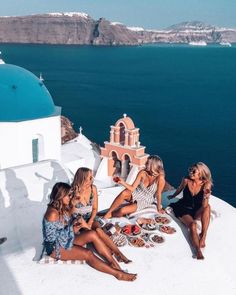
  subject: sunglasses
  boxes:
[188,168,198,175]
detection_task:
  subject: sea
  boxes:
[1,43,235,207]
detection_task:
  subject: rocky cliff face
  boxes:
[0,13,140,45]
[0,14,235,45]
[61,115,78,144]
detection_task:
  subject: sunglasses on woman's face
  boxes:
[188,168,198,175]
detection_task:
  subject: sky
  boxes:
[0,0,236,29]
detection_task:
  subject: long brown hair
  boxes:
[70,167,92,200]
[48,182,71,219]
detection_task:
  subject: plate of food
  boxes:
[140,223,158,231]
[128,237,146,248]
[121,224,141,236]
[158,225,176,234]
[149,233,165,244]
[154,215,171,225]
[110,233,128,247]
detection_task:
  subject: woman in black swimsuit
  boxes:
[168,162,212,260]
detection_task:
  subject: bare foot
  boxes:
[115,271,137,281]
[199,233,206,248]
[196,250,204,260]
[115,254,132,264]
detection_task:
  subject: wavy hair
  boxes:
[48,182,71,219]
[190,162,213,188]
[70,167,92,201]
[145,155,165,177]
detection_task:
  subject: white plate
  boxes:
[149,233,165,245]
[158,225,177,235]
[111,233,128,247]
[140,223,159,232]
[154,214,171,225]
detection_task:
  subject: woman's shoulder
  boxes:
[91,184,98,193]
[44,207,59,222]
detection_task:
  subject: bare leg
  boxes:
[74,230,121,270]
[195,205,211,248]
[92,223,131,264]
[104,189,133,219]
[52,246,137,281]
[179,215,204,260]
[112,203,137,218]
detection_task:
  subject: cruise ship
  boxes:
[189,41,207,46]
[220,42,232,47]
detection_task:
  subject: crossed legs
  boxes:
[92,222,131,264]
[179,204,210,260]
[51,230,137,281]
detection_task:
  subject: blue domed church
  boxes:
[0,64,61,169]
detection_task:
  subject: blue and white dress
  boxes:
[42,214,74,259]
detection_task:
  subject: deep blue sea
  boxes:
[1,44,235,207]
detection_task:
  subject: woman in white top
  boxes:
[104,155,166,218]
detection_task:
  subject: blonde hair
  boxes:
[190,162,213,188]
[70,167,92,199]
[145,155,165,177]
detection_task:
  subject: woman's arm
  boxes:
[202,183,212,208]
[156,175,166,213]
[168,178,187,199]
[87,186,98,229]
[44,208,59,222]
[117,170,144,192]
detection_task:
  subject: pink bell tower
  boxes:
[101,114,149,178]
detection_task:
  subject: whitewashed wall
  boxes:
[0,116,61,169]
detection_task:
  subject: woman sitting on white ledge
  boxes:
[42,182,137,281]
[168,162,212,260]
[104,155,166,219]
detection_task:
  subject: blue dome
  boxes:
[0,64,60,122]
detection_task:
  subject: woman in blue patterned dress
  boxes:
[42,182,137,281]
[70,167,132,264]
[104,155,166,218]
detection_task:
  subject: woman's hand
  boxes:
[87,220,93,229]
[157,207,165,214]
[73,217,90,232]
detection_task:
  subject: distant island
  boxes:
[0,12,236,45]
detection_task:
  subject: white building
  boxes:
[0,64,61,169]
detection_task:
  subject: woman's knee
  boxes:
[86,229,99,241]
[95,227,103,235]
[190,221,197,231]
[120,189,131,200]
[83,248,94,261]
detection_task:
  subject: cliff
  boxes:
[61,115,77,144]
[0,14,236,45]
[0,13,140,45]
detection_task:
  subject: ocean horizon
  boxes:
[1,43,235,207]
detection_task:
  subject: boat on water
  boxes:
[220,42,232,47]
[189,41,207,46]
[0,51,5,64]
